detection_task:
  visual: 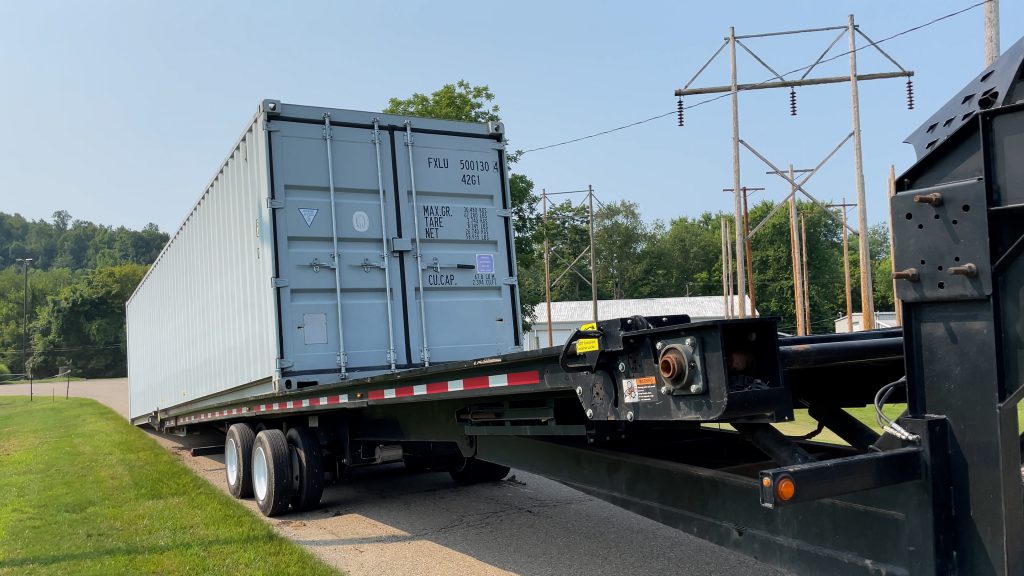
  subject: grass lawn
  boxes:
[0,396,338,576]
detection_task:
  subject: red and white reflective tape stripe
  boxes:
[177,370,540,423]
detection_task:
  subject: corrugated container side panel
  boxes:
[128,119,277,419]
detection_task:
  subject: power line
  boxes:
[0,344,123,355]
[519,1,990,155]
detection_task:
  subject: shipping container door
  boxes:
[395,129,520,364]
[269,120,409,378]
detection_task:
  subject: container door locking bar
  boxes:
[371,118,397,371]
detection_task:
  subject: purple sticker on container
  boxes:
[475,253,495,274]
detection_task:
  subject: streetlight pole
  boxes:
[15,258,33,377]
[16,258,33,400]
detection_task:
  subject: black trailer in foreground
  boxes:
[144,43,1024,576]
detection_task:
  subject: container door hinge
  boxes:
[267,198,285,209]
[263,122,281,133]
[503,277,518,285]
[276,358,294,370]
[495,209,512,218]
[272,277,290,288]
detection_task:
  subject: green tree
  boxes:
[30,264,147,378]
[384,81,540,326]
[594,200,656,299]
[384,80,500,123]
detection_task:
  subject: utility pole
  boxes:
[721,218,729,319]
[543,186,602,332]
[588,185,598,325]
[788,187,804,335]
[985,0,1000,66]
[15,258,33,381]
[542,190,553,347]
[800,215,811,334]
[767,165,814,335]
[725,220,735,318]
[829,200,858,332]
[723,186,764,316]
[676,19,913,328]
[728,27,747,318]
[848,14,875,330]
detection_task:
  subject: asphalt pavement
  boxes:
[0,378,782,576]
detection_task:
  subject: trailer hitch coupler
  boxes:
[659,348,689,383]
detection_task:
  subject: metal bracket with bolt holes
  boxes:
[891,178,992,302]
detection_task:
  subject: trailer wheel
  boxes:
[448,456,510,485]
[252,429,292,517]
[286,427,324,511]
[226,423,256,498]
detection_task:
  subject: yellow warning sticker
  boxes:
[580,323,597,331]
[576,338,599,353]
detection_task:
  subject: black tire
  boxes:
[448,456,510,485]
[226,423,256,498]
[286,427,324,512]
[252,429,292,517]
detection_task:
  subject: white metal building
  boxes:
[834,311,899,333]
[525,296,753,350]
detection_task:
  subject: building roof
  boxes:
[531,296,754,324]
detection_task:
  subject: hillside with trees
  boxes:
[0,212,167,378]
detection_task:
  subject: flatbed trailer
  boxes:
[138,40,1024,576]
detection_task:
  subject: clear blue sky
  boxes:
[1,1,1020,234]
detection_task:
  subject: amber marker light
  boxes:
[761,477,771,488]
[776,476,796,502]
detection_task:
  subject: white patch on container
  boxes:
[448,379,464,392]
[352,210,370,232]
[475,253,495,274]
[303,313,328,345]
[413,384,427,395]
[488,374,508,387]
[384,389,396,399]
[298,208,319,227]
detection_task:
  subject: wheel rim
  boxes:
[226,438,238,486]
[253,445,269,501]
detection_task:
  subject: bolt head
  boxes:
[689,383,703,394]
[656,341,664,350]
[617,362,626,373]
[685,337,696,347]
[586,409,594,419]
[660,386,673,396]
[626,411,634,422]
[576,386,583,396]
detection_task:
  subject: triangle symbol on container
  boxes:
[298,208,318,228]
